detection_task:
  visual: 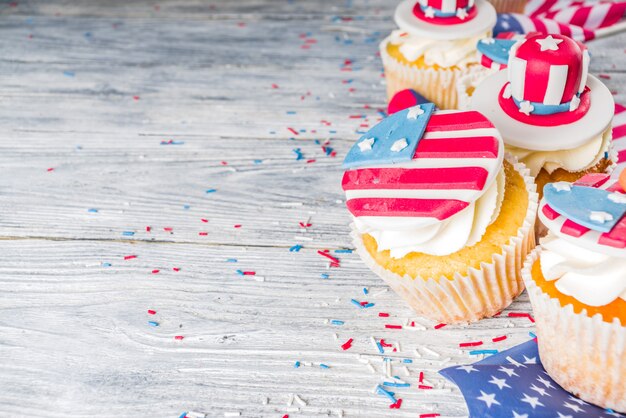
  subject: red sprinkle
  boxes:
[420,414,440,418]
[234,224,242,228]
[418,385,433,390]
[133,95,140,100]
[147,309,156,315]
[123,255,137,260]
[341,338,353,350]
[389,398,403,409]
[599,74,611,79]
[201,218,208,223]
[198,232,208,236]
[459,341,483,348]
[508,312,535,322]
[434,323,447,329]
[173,267,180,272]
[287,127,299,136]
[306,159,316,163]
[271,83,279,89]
[242,271,256,276]
[418,371,424,383]
[146,226,152,232]
[164,227,173,232]
[47,167,54,172]
[385,324,402,330]
[151,269,160,274]
[317,250,340,264]
[174,335,184,340]
[492,335,508,343]
[378,312,390,317]
[299,222,312,228]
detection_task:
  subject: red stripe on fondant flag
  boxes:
[346,198,468,219]
[413,136,500,159]
[425,112,494,132]
[342,167,488,191]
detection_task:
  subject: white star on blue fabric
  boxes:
[590,211,614,223]
[457,365,479,373]
[567,395,587,406]
[523,356,537,364]
[477,391,501,408]
[608,192,626,204]
[552,182,571,192]
[481,37,495,44]
[536,35,563,51]
[406,105,424,120]
[536,375,554,389]
[529,383,551,397]
[507,356,528,368]
[489,375,511,390]
[563,401,585,413]
[390,138,408,152]
[520,393,544,409]
[512,412,528,418]
[499,366,519,377]
[357,137,375,152]
[557,412,573,418]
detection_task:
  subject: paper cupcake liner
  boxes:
[487,0,528,13]
[522,248,626,413]
[380,37,485,110]
[351,155,538,324]
[456,69,496,110]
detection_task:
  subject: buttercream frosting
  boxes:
[505,125,612,177]
[540,234,626,306]
[354,168,505,258]
[387,29,486,68]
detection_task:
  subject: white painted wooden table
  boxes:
[1,1,624,417]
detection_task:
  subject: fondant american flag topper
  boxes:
[342,105,504,228]
[539,173,626,257]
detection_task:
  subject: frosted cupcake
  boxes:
[522,173,626,412]
[381,0,497,109]
[472,33,616,199]
[342,103,538,323]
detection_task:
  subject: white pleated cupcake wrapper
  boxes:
[351,155,538,324]
[455,69,497,110]
[486,0,528,14]
[521,248,626,413]
[380,37,485,110]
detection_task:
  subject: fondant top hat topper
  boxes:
[394,0,496,40]
[414,0,477,24]
[499,33,591,127]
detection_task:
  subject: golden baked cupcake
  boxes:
[487,0,527,14]
[381,0,497,109]
[342,103,538,323]
[523,173,626,412]
[472,33,616,200]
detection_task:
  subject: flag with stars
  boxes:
[440,340,626,418]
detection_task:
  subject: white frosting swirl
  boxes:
[388,30,486,68]
[540,234,626,306]
[505,125,612,177]
[354,169,505,258]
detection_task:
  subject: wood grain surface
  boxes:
[0,1,624,417]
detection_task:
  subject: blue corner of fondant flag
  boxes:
[543,183,626,233]
[477,38,517,65]
[342,102,435,169]
[493,14,525,37]
[440,339,625,418]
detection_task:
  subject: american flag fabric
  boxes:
[342,107,503,224]
[493,0,626,41]
[614,103,626,171]
[440,339,626,418]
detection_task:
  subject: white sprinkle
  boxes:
[285,407,300,413]
[281,202,303,207]
[336,409,344,418]
[287,393,294,407]
[186,412,206,418]
[395,342,401,352]
[552,182,571,192]
[390,138,408,152]
[333,333,338,340]
[303,361,312,366]
[224,413,240,418]
[502,84,512,99]
[294,235,314,241]
[414,348,422,358]
[608,192,626,204]
[293,394,307,407]
[590,211,613,223]
[262,397,269,405]
[372,288,388,297]
[370,336,380,352]
[402,366,410,376]
[252,276,265,282]
[421,346,441,358]
[367,362,377,374]
[386,359,392,377]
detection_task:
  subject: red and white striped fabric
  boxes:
[612,103,626,174]
[342,110,503,226]
[424,0,474,12]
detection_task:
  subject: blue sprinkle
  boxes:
[375,340,384,354]
[402,359,412,363]
[319,364,330,369]
[529,331,537,338]
[148,321,159,327]
[179,413,187,418]
[226,258,238,263]
[286,111,297,115]
[101,262,112,267]
[324,147,334,155]
[289,244,303,252]
[122,231,135,236]
[329,130,337,134]
[382,381,410,388]
[470,349,499,356]
[235,270,244,276]
[87,208,98,213]
[350,299,363,308]
[375,385,397,403]
[292,148,303,160]
[299,129,306,133]
[183,204,190,210]
[294,361,301,368]
[334,249,353,254]
[205,189,217,193]
[330,320,344,326]
[84,32,92,38]
[269,131,276,134]
[160,140,185,145]
[63,71,75,77]
[362,302,375,309]
[320,273,329,279]
[253,159,263,164]
[362,287,368,295]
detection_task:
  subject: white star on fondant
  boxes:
[529,383,551,397]
[536,375,554,389]
[424,6,435,18]
[608,192,626,204]
[570,95,581,111]
[502,84,512,99]
[489,375,511,390]
[477,391,500,408]
[552,182,571,192]
[506,356,527,368]
[563,401,585,413]
[557,413,573,418]
[567,395,587,405]
[520,393,544,409]
[523,355,537,364]
[590,211,614,223]
[512,412,528,418]
[498,366,518,377]
[456,7,468,19]
[407,105,424,119]
[456,365,478,373]
[481,37,495,44]
[536,35,563,51]
[357,137,375,152]
[518,101,535,116]
[390,138,408,152]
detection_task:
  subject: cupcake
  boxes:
[471,33,616,200]
[381,0,497,109]
[522,173,626,412]
[342,103,538,323]
[486,0,527,14]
